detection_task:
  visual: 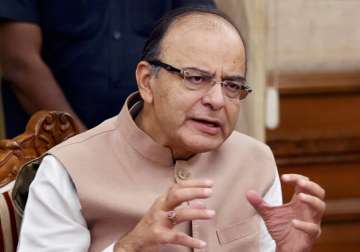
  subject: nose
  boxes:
[201,81,226,110]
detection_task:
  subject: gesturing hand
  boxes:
[246,174,326,252]
[114,179,215,252]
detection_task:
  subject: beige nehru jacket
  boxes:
[48,92,277,252]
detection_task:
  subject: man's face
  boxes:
[144,15,246,158]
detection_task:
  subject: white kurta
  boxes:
[17,155,281,251]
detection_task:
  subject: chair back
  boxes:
[0,110,79,252]
[0,110,79,188]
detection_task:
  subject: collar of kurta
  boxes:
[115,92,201,167]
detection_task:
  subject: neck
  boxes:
[134,108,194,161]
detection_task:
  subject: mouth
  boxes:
[189,117,222,135]
[192,118,220,127]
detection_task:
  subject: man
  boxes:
[0,0,215,137]
[18,7,325,252]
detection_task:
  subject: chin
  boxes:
[182,134,225,154]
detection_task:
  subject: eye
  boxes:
[224,81,242,92]
[184,72,212,85]
[186,75,207,84]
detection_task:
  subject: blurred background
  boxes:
[1,0,359,251]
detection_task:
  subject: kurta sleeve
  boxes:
[17,155,91,252]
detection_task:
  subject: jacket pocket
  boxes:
[216,215,259,245]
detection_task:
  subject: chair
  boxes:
[0,110,79,252]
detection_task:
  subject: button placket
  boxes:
[174,161,191,183]
[192,221,200,252]
[174,161,207,251]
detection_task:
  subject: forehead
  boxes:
[159,14,246,75]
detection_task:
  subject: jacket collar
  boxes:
[116,92,174,167]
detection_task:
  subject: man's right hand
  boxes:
[114,179,215,252]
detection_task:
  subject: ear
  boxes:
[135,61,154,104]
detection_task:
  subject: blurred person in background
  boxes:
[0,0,215,138]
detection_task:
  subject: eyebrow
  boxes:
[184,67,215,76]
[222,75,246,82]
[184,66,246,81]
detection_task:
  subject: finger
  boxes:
[298,193,326,219]
[174,208,215,224]
[281,174,309,192]
[177,179,214,188]
[281,174,325,198]
[292,219,321,238]
[297,180,326,200]
[166,187,212,210]
[167,231,207,249]
[190,201,207,209]
[246,191,283,221]
[282,174,309,182]
[246,190,270,214]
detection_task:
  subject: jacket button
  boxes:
[176,168,191,180]
[112,31,122,40]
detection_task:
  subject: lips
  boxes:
[189,117,223,135]
[192,118,220,127]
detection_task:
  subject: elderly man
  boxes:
[18,7,325,252]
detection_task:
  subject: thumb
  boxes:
[246,190,270,216]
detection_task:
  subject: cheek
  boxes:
[155,88,189,127]
[225,105,240,131]
[166,87,198,116]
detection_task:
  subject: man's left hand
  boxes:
[246,174,326,252]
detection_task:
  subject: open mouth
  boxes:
[189,117,222,135]
[192,118,220,128]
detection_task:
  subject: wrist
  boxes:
[114,242,137,252]
[276,245,310,252]
[113,233,144,252]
